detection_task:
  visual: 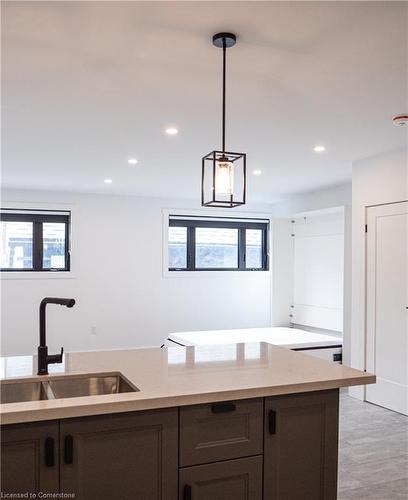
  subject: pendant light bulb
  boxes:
[215,157,234,196]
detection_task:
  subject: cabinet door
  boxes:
[264,390,339,500]
[1,421,59,494]
[60,408,178,500]
[179,456,262,500]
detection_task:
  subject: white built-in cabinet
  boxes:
[291,210,344,333]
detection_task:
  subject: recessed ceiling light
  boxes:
[253,169,262,176]
[313,145,326,152]
[104,178,113,184]
[165,127,179,135]
[128,158,138,165]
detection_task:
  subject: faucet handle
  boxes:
[48,347,64,365]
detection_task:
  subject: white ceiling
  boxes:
[2,1,407,203]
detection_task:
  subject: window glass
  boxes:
[0,211,70,272]
[246,229,263,269]
[0,221,33,269]
[168,217,269,272]
[196,227,238,268]
[43,223,66,269]
[168,226,187,269]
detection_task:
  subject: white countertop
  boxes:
[0,343,374,425]
[168,327,342,349]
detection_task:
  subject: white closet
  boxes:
[366,201,408,415]
[292,210,344,333]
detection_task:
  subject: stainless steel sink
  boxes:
[48,374,138,399]
[1,373,138,403]
[1,380,50,404]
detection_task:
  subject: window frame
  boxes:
[168,217,269,272]
[0,210,71,272]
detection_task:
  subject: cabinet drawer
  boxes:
[179,456,262,500]
[179,398,263,467]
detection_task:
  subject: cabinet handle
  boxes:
[211,402,236,414]
[183,484,192,500]
[269,410,276,434]
[44,437,54,467]
[64,435,74,464]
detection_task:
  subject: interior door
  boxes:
[366,201,408,414]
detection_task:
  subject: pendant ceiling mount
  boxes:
[212,32,236,49]
[201,32,247,208]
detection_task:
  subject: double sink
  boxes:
[1,373,139,404]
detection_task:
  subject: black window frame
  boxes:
[168,217,269,271]
[0,210,71,272]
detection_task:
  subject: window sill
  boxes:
[0,271,76,280]
[163,269,270,279]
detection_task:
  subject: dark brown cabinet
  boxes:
[264,389,339,500]
[180,398,263,466]
[1,390,341,500]
[1,420,59,495]
[1,409,178,500]
[60,408,178,500]
[179,456,263,500]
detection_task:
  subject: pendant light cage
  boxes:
[201,32,247,208]
[202,150,246,207]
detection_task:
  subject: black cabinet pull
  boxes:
[183,484,192,500]
[44,437,54,467]
[211,402,236,414]
[64,435,74,464]
[269,410,276,434]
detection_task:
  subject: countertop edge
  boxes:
[0,375,376,426]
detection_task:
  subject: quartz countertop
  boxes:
[0,343,375,425]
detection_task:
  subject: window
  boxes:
[0,210,70,272]
[168,216,269,271]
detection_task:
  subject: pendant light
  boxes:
[202,32,247,208]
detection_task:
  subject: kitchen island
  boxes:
[1,342,375,500]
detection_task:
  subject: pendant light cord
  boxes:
[222,38,226,153]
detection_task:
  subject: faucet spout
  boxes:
[38,297,75,375]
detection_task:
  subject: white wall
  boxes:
[1,189,273,356]
[271,218,294,327]
[270,183,352,365]
[272,183,352,218]
[351,148,408,399]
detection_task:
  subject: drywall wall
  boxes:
[351,148,408,399]
[270,183,352,365]
[1,189,273,356]
[272,183,352,217]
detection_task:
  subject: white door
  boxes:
[366,201,408,414]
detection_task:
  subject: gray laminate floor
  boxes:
[338,395,408,500]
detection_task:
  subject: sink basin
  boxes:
[1,381,50,404]
[48,374,138,399]
[1,373,138,403]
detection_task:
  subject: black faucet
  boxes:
[38,297,76,375]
